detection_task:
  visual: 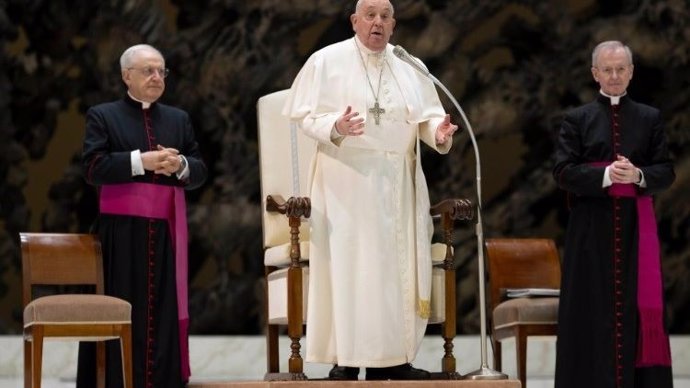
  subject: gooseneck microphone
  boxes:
[392,45,431,77]
[393,44,505,381]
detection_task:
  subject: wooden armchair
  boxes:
[485,238,561,388]
[20,233,133,388]
[257,89,474,380]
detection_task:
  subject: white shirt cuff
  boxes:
[330,125,345,145]
[636,169,647,187]
[131,150,144,176]
[602,166,613,187]
[176,155,190,180]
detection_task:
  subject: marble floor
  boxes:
[1,335,688,388]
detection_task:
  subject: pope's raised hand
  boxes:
[435,114,458,144]
[335,105,365,136]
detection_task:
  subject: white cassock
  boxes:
[283,36,452,368]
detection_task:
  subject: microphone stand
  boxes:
[400,50,507,380]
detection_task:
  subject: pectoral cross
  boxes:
[369,101,385,125]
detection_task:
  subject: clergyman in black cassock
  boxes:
[78,44,207,388]
[553,40,674,388]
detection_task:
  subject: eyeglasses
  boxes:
[363,12,394,23]
[594,66,630,78]
[127,67,170,78]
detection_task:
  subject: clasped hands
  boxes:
[335,105,458,144]
[609,154,641,184]
[141,145,182,176]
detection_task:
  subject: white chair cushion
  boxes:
[429,267,446,324]
[431,242,453,265]
[267,267,309,325]
[264,241,310,267]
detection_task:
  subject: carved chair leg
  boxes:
[286,266,306,379]
[441,267,458,377]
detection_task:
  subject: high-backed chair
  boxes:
[257,89,474,380]
[20,233,133,388]
[258,89,313,381]
[485,238,561,388]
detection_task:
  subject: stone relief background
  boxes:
[1,0,689,335]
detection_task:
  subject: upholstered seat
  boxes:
[492,297,559,330]
[266,267,309,326]
[24,294,130,326]
[263,241,309,267]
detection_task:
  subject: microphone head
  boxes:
[393,45,407,59]
[392,45,430,77]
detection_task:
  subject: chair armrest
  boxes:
[430,198,474,221]
[266,195,311,219]
[430,198,474,266]
[266,195,311,267]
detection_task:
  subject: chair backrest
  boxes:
[257,89,316,248]
[485,238,561,311]
[20,233,104,307]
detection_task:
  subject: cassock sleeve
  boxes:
[637,110,674,195]
[419,118,451,154]
[283,53,342,145]
[390,56,451,154]
[553,110,610,197]
[177,111,207,190]
[82,106,137,185]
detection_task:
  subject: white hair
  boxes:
[592,40,633,67]
[355,0,394,14]
[120,44,164,70]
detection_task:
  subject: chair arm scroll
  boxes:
[266,195,311,267]
[266,195,312,219]
[430,198,474,221]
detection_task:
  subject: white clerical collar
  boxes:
[353,36,386,58]
[599,90,627,106]
[128,92,152,109]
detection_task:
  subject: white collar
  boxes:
[599,90,627,106]
[128,91,153,109]
[353,36,387,57]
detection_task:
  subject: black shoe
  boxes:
[366,363,431,380]
[328,364,360,380]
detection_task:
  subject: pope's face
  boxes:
[122,49,166,103]
[351,0,396,52]
[591,47,634,96]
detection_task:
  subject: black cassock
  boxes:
[79,94,207,388]
[553,94,674,388]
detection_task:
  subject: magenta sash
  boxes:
[591,162,671,366]
[99,182,191,380]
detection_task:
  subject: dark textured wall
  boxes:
[1,0,689,335]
